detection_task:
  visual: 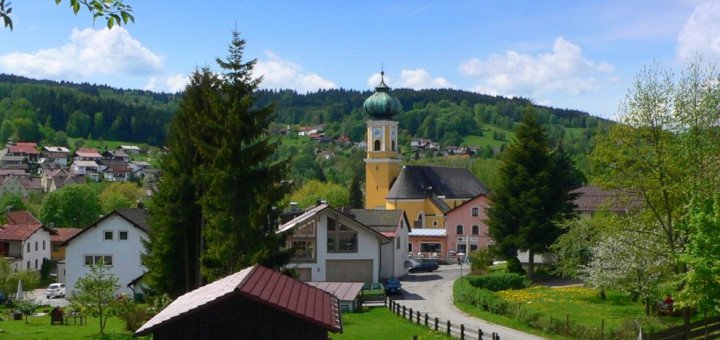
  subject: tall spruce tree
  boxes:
[486,109,580,279]
[146,31,292,296]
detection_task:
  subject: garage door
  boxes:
[326,260,373,282]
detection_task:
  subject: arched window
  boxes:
[374,140,381,151]
[392,140,396,151]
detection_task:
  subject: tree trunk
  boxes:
[527,249,535,281]
[600,289,606,300]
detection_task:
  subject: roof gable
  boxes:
[343,209,409,237]
[279,204,390,242]
[63,208,149,245]
[135,265,342,337]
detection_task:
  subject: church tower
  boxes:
[363,72,402,209]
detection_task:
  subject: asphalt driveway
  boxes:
[394,264,546,340]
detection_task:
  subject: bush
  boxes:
[469,249,493,272]
[459,287,508,314]
[467,273,530,291]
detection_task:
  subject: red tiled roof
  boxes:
[134,265,342,337]
[19,177,43,190]
[0,223,44,241]
[7,211,41,225]
[74,148,103,158]
[50,228,83,242]
[8,144,39,155]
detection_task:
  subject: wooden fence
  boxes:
[646,315,720,340]
[386,298,502,340]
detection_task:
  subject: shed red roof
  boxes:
[134,265,342,337]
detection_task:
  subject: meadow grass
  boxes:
[0,309,142,340]
[334,307,454,340]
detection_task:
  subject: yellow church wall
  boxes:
[365,160,400,209]
[386,199,446,229]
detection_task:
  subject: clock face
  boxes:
[372,127,382,138]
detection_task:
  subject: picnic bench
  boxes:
[64,313,86,325]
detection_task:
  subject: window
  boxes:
[35,242,38,251]
[408,243,413,252]
[53,244,59,251]
[396,237,401,249]
[104,231,113,241]
[374,140,381,151]
[420,243,442,253]
[26,261,30,270]
[27,243,30,253]
[287,220,317,262]
[34,259,38,269]
[456,225,464,235]
[472,207,479,216]
[84,255,113,266]
[43,240,46,250]
[119,231,128,241]
[433,221,438,227]
[472,225,480,235]
[327,217,357,253]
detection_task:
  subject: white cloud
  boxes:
[395,69,455,89]
[166,73,188,93]
[677,2,720,62]
[254,51,336,92]
[459,37,614,98]
[0,27,163,80]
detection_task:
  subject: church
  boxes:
[362,73,491,257]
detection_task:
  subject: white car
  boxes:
[46,283,66,299]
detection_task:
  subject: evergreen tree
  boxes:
[146,31,292,295]
[486,109,580,279]
[145,69,216,296]
[349,174,363,208]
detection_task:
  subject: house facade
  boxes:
[63,208,149,297]
[445,194,492,254]
[0,211,54,272]
[279,204,390,283]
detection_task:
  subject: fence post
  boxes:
[447,320,451,335]
[435,317,439,331]
[424,313,429,326]
[416,310,420,324]
[478,328,483,340]
[461,324,465,340]
[409,308,413,320]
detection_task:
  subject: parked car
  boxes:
[46,283,66,299]
[409,261,439,273]
[361,283,385,300]
[404,259,420,269]
[384,279,402,294]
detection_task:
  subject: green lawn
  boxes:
[334,307,453,340]
[0,309,143,339]
[453,277,692,339]
[462,127,515,148]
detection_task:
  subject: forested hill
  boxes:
[0,74,605,147]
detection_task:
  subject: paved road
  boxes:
[392,264,546,340]
[28,288,70,308]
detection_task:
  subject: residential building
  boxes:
[63,208,149,297]
[279,204,390,283]
[0,175,28,198]
[445,194,492,254]
[7,143,39,163]
[72,148,103,162]
[50,228,82,261]
[0,210,55,272]
[118,145,141,155]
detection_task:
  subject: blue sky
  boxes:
[1,1,719,119]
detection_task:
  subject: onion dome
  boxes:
[363,71,402,119]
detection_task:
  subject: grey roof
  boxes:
[345,209,404,233]
[114,208,150,232]
[387,165,489,201]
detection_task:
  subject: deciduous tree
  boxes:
[70,260,120,335]
[1,0,133,30]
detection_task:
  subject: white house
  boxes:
[342,208,410,280]
[63,208,149,298]
[279,204,390,283]
[0,210,55,272]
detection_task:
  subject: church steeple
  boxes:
[364,72,402,209]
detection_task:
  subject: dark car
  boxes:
[409,261,439,273]
[384,279,402,294]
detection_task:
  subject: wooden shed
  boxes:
[134,265,343,340]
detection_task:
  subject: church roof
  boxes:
[387,165,489,202]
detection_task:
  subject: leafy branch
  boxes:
[1,0,134,30]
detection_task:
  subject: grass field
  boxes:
[462,127,515,148]
[334,307,454,340]
[0,309,141,339]
[452,275,695,339]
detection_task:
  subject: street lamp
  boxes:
[458,252,466,288]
